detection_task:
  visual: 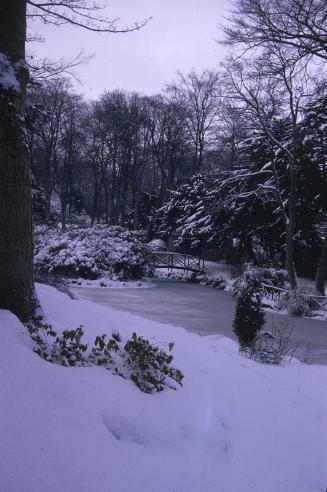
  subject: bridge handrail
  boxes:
[145,251,205,274]
[148,250,199,257]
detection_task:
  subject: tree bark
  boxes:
[315,227,327,296]
[285,162,297,290]
[0,0,35,321]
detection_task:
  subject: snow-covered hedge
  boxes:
[34,225,152,280]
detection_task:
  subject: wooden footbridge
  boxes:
[145,251,206,275]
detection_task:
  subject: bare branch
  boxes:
[27,0,151,33]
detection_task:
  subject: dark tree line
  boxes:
[28,71,221,230]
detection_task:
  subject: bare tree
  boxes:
[148,95,189,204]
[36,79,70,222]
[218,102,249,169]
[167,70,221,173]
[221,0,327,61]
[56,92,85,230]
[26,1,149,33]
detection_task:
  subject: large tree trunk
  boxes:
[285,223,297,290]
[285,161,298,290]
[132,180,140,229]
[0,0,35,321]
[44,152,53,224]
[315,227,327,296]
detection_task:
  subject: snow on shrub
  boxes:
[233,286,265,347]
[201,274,227,290]
[27,322,89,366]
[232,265,288,296]
[26,321,184,393]
[277,288,317,317]
[34,225,152,280]
[147,238,167,252]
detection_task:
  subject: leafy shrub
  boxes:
[27,321,89,366]
[26,321,183,393]
[232,266,288,296]
[51,328,89,366]
[88,333,122,371]
[233,287,265,347]
[124,334,184,393]
[34,225,152,280]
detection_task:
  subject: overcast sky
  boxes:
[29,0,231,99]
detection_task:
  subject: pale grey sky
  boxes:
[29,0,230,99]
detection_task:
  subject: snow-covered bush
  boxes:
[233,286,265,347]
[232,266,288,296]
[287,289,311,316]
[34,225,152,280]
[27,321,183,393]
[124,334,183,393]
[201,274,227,290]
[278,288,315,317]
[89,332,183,393]
[27,321,89,367]
[147,238,167,252]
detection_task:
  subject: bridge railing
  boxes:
[145,251,205,274]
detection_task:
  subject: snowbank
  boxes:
[0,283,326,492]
[66,276,155,289]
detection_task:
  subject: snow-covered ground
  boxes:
[1,283,327,492]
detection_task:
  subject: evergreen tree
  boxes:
[233,287,265,347]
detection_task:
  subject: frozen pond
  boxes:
[72,279,327,365]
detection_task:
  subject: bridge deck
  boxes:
[145,251,205,274]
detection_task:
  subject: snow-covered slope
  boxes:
[0,284,326,492]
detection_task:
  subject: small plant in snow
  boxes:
[88,333,122,371]
[249,319,297,365]
[277,288,321,317]
[287,289,311,316]
[26,320,89,366]
[26,320,57,362]
[233,286,265,347]
[26,322,183,393]
[124,334,184,393]
[51,327,89,367]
